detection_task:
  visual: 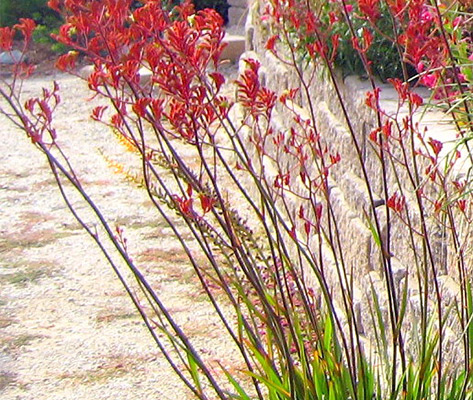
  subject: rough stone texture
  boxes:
[228,0,247,7]
[0,51,23,65]
[221,34,246,63]
[228,6,248,28]
[241,0,469,349]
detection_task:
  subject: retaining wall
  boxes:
[237,0,467,338]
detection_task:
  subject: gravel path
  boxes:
[0,66,240,399]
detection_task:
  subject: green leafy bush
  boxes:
[330,2,407,80]
[32,24,67,53]
[0,0,64,52]
[0,0,59,27]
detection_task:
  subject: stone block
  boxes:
[221,34,246,63]
[334,171,377,218]
[0,50,22,65]
[228,7,248,27]
[245,25,255,51]
[228,0,247,7]
[79,64,94,78]
[240,2,473,352]
[327,185,372,275]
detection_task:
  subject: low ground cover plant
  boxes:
[2,0,473,398]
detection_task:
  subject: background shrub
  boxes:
[0,0,60,28]
[316,0,412,81]
[0,0,65,52]
[193,0,229,24]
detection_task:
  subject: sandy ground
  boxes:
[0,64,241,399]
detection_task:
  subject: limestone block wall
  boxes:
[227,0,248,28]
[243,4,383,278]
[238,0,467,337]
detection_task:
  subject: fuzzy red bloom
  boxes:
[14,19,36,42]
[369,127,380,144]
[173,195,195,218]
[266,35,278,52]
[289,226,297,240]
[313,203,323,233]
[199,193,216,214]
[150,99,164,121]
[111,113,124,128]
[358,0,380,21]
[209,72,225,92]
[428,138,443,156]
[365,88,381,110]
[382,121,392,138]
[409,92,423,107]
[279,88,299,104]
[330,152,341,165]
[362,28,373,50]
[88,70,106,91]
[304,221,311,236]
[52,23,75,46]
[453,179,466,193]
[47,0,61,12]
[458,199,467,213]
[421,73,438,89]
[55,51,78,71]
[329,11,339,24]
[237,59,277,117]
[388,78,408,101]
[387,192,406,213]
[91,106,108,121]
[132,98,151,118]
[307,40,328,58]
[236,61,260,104]
[0,27,15,50]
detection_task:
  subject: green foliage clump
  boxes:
[0,0,58,27]
[336,4,404,80]
[32,24,67,53]
[317,1,411,81]
[0,0,65,52]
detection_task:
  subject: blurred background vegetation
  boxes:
[192,0,229,24]
[0,0,65,52]
[0,0,229,53]
[0,0,60,28]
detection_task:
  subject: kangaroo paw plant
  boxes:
[2,0,473,399]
